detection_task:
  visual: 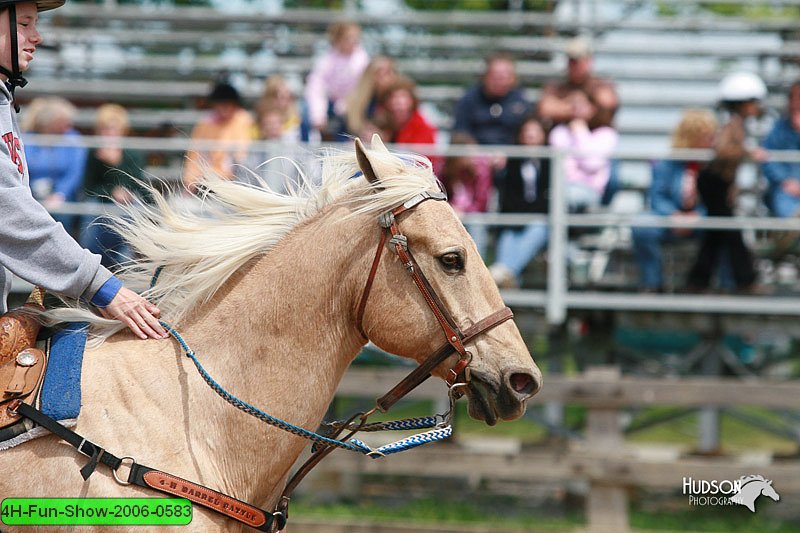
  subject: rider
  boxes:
[0,0,167,340]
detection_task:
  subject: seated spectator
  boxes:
[452,51,531,146]
[686,72,767,293]
[488,116,550,288]
[304,20,369,141]
[548,84,619,211]
[345,55,398,139]
[632,109,718,292]
[377,76,440,171]
[761,79,800,218]
[80,103,147,268]
[440,133,494,258]
[23,96,88,237]
[182,80,255,193]
[537,36,619,131]
[255,74,316,144]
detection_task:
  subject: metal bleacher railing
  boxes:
[16,134,800,328]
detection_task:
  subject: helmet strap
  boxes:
[0,5,27,111]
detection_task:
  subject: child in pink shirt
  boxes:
[304,21,369,139]
[548,85,619,210]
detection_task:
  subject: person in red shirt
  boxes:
[380,76,437,145]
[377,76,440,174]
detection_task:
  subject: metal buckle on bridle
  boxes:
[402,190,447,210]
[446,350,472,387]
[389,234,408,251]
[378,211,395,228]
[446,382,469,415]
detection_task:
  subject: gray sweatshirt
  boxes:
[0,83,112,313]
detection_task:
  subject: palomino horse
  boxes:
[0,136,541,531]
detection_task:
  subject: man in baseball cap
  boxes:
[565,35,593,60]
[538,35,619,130]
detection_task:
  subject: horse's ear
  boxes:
[370,133,390,154]
[355,137,381,187]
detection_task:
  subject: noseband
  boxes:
[355,190,514,411]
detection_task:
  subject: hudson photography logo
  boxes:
[683,475,781,512]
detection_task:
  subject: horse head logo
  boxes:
[730,475,780,512]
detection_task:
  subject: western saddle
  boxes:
[0,287,47,429]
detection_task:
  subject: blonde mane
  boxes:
[51,145,439,340]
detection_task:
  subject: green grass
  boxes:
[291,496,800,532]
[292,497,583,531]
[631,503,800,532]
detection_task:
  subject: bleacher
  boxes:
[28,2,800,141]
[16,0,800,305]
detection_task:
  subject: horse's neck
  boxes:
[176,204,370,501]
[742,483,761,496]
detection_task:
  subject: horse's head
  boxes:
[353,136,541,426]
[761,480,780,502]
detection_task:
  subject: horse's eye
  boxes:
[438,252,464,272]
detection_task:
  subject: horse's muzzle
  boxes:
[466,366,541,426]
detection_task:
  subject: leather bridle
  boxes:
[355,189,514,411]
[271,189,515,531]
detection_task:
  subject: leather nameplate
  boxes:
[143,471,267,528]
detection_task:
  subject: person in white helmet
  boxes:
[0,0,167,339]
[686,72,768,292]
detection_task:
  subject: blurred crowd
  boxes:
[25,22,800,295]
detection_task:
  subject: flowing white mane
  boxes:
[49,143,439,339]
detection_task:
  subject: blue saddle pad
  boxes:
[0,323,87,450]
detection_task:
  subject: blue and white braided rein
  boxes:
[158,320,453,458]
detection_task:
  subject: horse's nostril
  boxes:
[509,372,538,396]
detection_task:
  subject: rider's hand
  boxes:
[100,287,168,340]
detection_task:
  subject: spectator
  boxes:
[379,77,437,144]
[23,96,88,237]
[439,133,494,258]
[488,116,551,288]
[377,76,440,173]
[548,84,619,211]
[182,80,255,193]
[537,36,619,131]
[452,51,531,146]
[304,20,369,140]
[345,55,398,139]
[80,104,146,268]
[761,79,800,218]
[0,0,164,339]
[255,74,315,144]
[686,72,767,293]
[631,109,718,292]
